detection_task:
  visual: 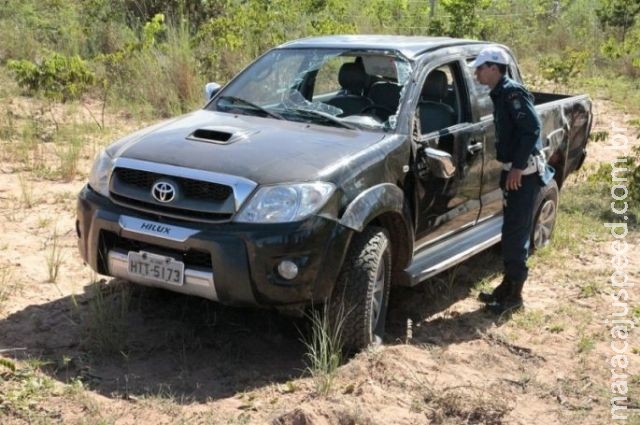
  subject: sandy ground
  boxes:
[0,97,639,424]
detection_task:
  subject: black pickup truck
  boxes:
[76,36,592,350]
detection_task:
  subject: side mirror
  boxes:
[423,147,456,179]
[204,82,221,102]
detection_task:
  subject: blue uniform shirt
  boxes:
[490,75,542,170]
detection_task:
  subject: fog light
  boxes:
[277,260,299,280]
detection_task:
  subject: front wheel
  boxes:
[531,179,559,251]
[330,226,391,352]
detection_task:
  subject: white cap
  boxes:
[469,47,509,68]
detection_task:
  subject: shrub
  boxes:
[8,52,95,102]
[539,48,589,86]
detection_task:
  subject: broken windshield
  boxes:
[209,48,413,131]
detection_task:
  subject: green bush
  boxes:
[2,0,640,121]
[539,48,589,86]
[587,145,640,224]
[8,52,95,102]
[0,0,85,61]
[97,16,202,117]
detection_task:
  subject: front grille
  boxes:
[110,167,236,222]
[115,168,232,201]
[110,193,233,221]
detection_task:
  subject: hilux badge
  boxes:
[151,181,176,203]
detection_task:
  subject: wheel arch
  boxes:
[339,183,414,280]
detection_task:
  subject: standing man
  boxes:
[470,47,548,315]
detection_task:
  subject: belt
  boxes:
[502,156,538,175]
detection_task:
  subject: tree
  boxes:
[428,0,491,38]
[597,0,640,41]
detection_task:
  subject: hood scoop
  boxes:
[187,126,256,145]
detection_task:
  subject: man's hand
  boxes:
[505,168,523,191]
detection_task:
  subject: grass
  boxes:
[301,303,346,396]
[0,265,16,309]
[554,304,594,327]
[0,357,112,424]
[12,116,39,169]
[420,384,511,424]
[0,107,17,142]
[577,332,596,354]
[45,227,65,283]
[510,309,547,333]
[0,358,58,422]
[56,136,84,182]
[54,122,102,181]
[17,173,35,209]
[579,280,605,298]
[581,73,640,114]
[547,323,565,333]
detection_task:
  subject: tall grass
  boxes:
[17,173,35,209]
[302,303,346,396]
[45,227,65,283]
[0,265,16,309]
[55,135,84,182]
[109,20,204,118]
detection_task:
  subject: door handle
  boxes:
[467,141,483,154]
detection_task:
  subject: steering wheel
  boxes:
[359,105,395,118]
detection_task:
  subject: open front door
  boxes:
[412,62,486,249]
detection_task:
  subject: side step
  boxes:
[401,216,503,286]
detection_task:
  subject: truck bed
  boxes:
[531,91,592,183]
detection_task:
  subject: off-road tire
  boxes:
[531,179,559,251]
[330,226,391,352]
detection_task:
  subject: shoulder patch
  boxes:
[506,90,520,100]
[512,97,522,110]
[506,90,524,110]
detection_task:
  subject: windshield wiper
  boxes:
[217,96,283,120]
[282,108,355,129]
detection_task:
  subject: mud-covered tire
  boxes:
[330,226,391,352]
[531,179,559,251]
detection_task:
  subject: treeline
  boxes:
[1,0,639,116]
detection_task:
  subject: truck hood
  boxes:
[108,109,387,184]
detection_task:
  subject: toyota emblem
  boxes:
[151,181,176,203]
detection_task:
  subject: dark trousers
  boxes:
[500,171,540,284]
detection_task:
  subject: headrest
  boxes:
[338,62,367,94]
[421,70,448,101]
[368,81,402,110]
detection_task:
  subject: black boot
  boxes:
[478,279,510,304]
[488,279,524,315]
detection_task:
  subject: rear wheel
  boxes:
[531,179,559,251]
[330,226,391,352]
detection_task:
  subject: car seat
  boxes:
[418,70,456,134]
[325,62,373,116]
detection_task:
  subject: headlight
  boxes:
[88,150,115,197]
[235,182,335,223]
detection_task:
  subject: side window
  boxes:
[465,57,493,118]
[465,54,519,118]
[416,62,461,135]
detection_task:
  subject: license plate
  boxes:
[127,251,185,286]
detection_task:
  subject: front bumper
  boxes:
[76,185,351,308]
